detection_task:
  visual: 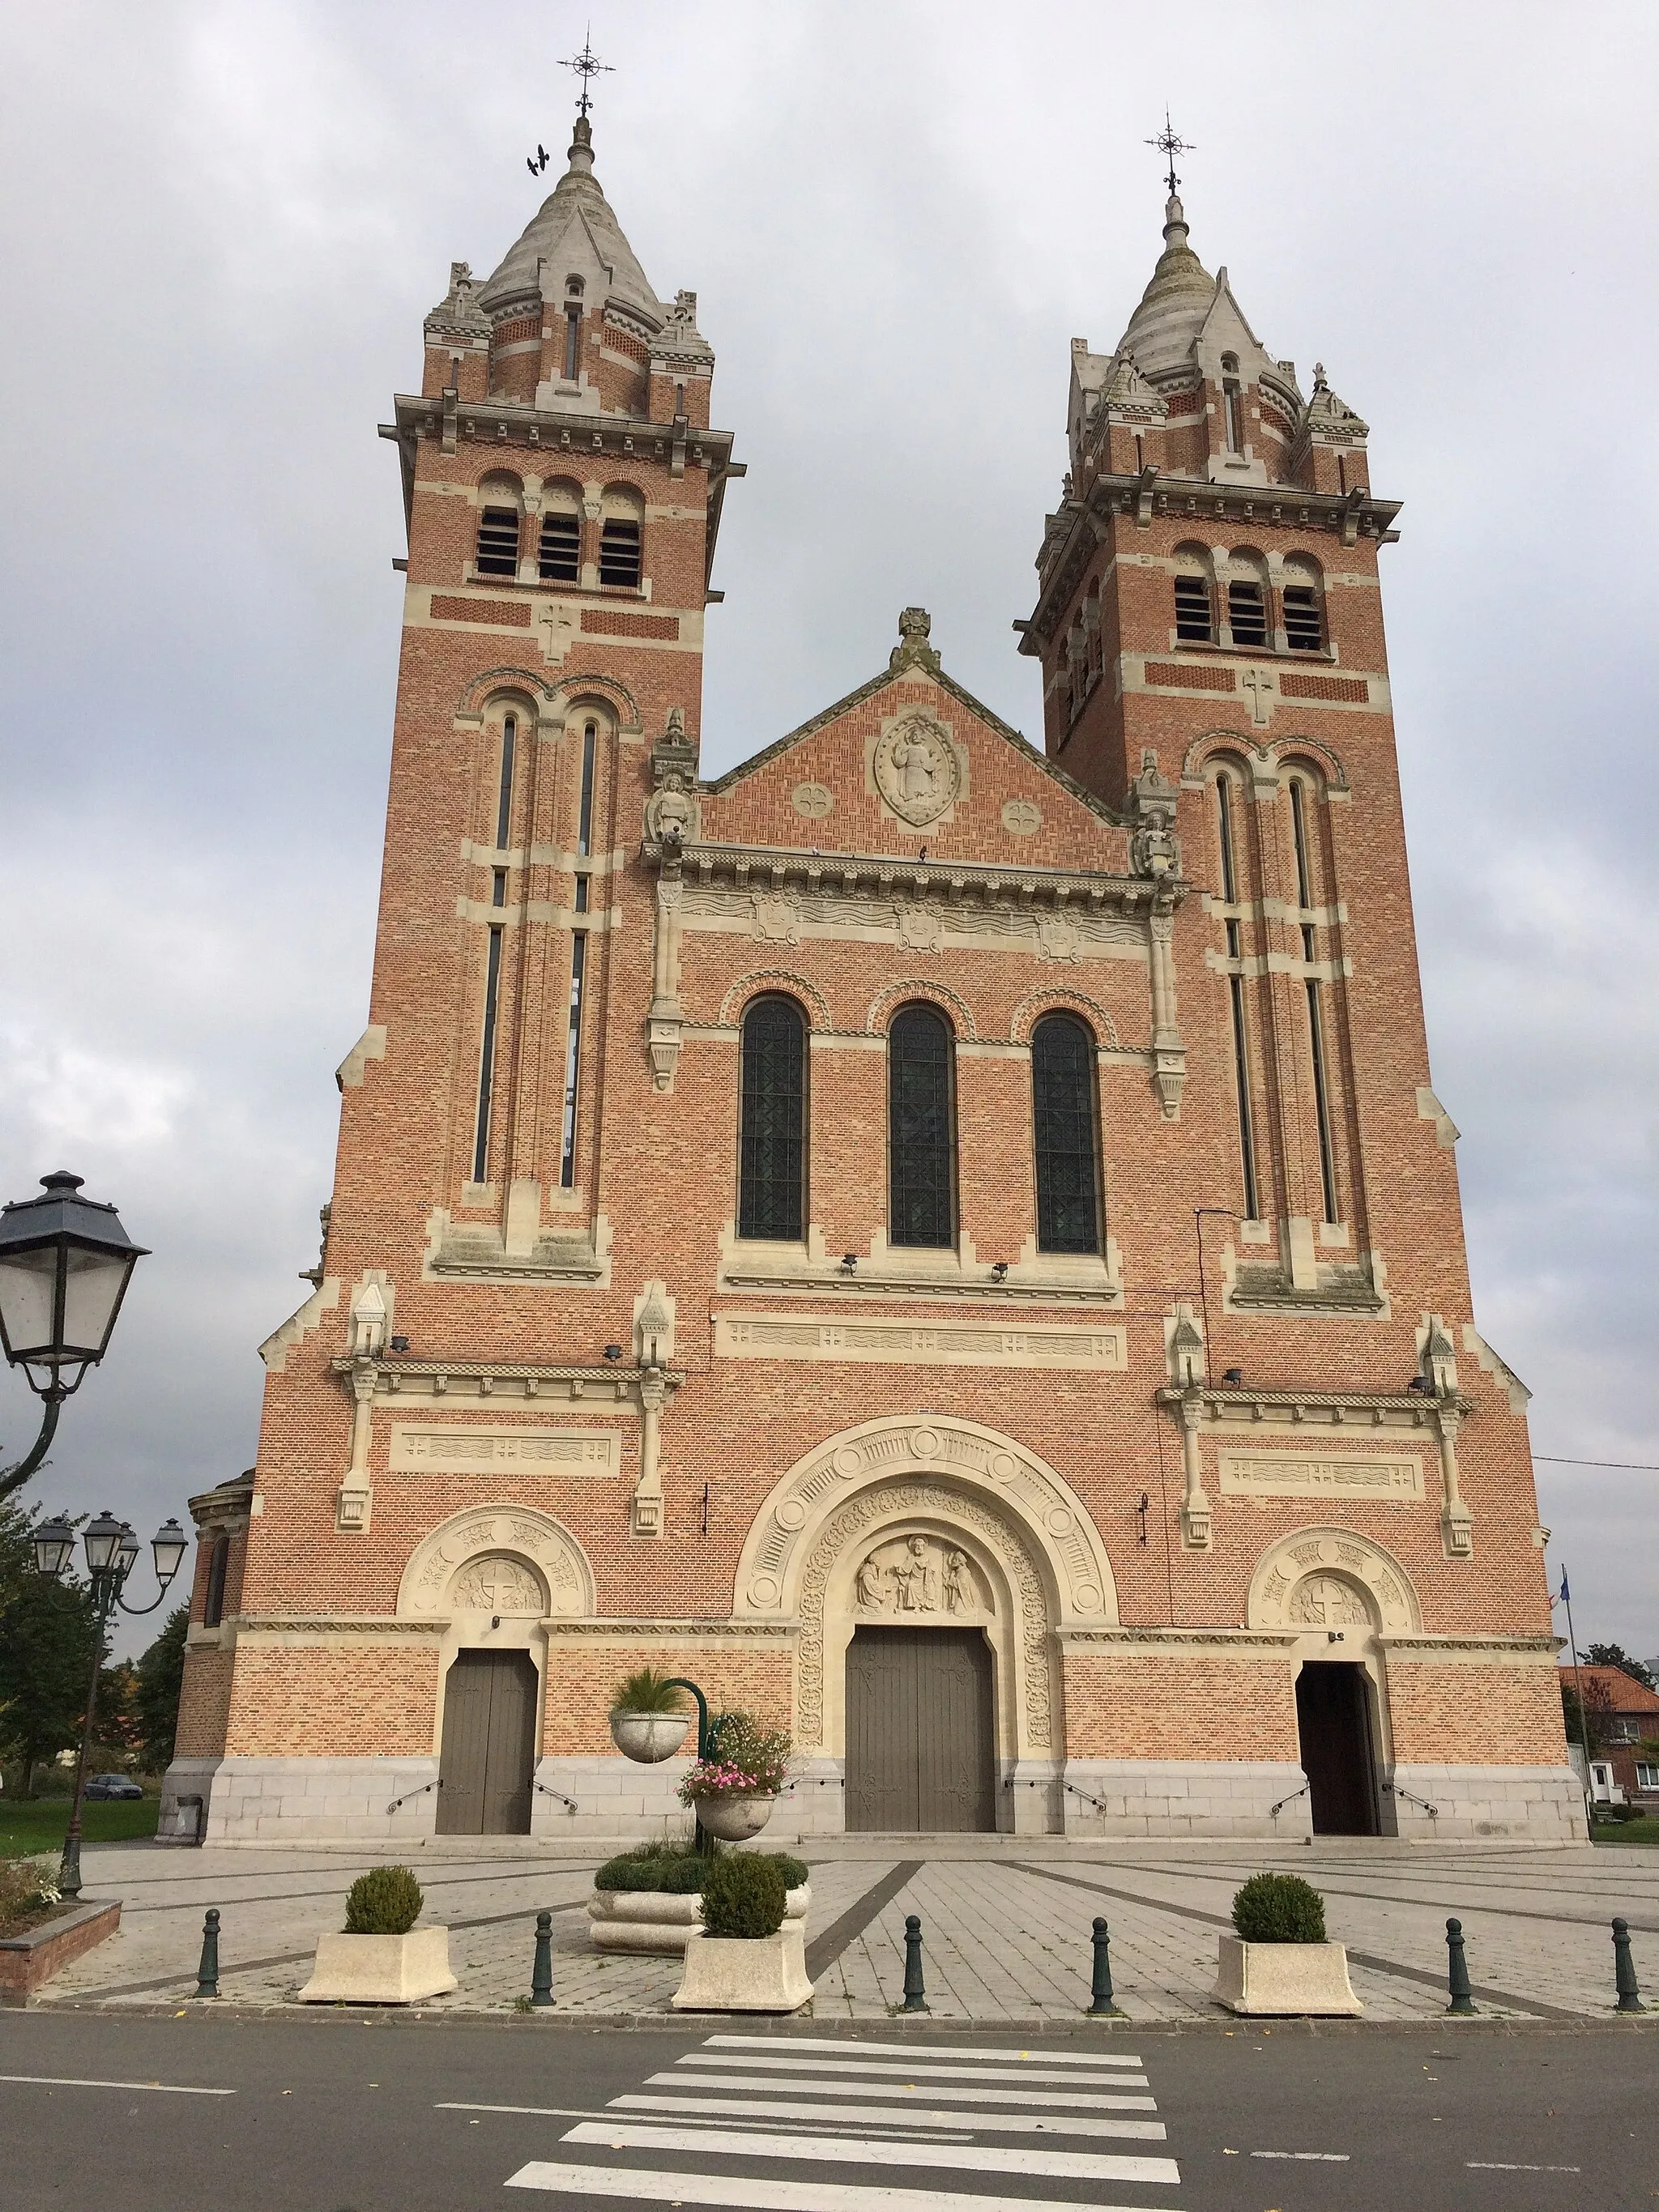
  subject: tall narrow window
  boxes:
[494,714,516,849]
[1031,1015,1102,1255]
[559,933,586,1187]
[476,506,520,577]
[599,517,642,586]
[738,996,807,1240]
[563,305,582,381]
[1174,573,1213,642]
[1283,583,1323,651]
[888,1004,956,1248]
[577,721,596,855]
[1222,356,1243,452]
[1289,780,1313,909]
[1228,578,1268,647]
[203,1535,229,1629]
[1307,977,1338,1223]
[471,926,504,1183]
[1216,770,1240,905]
[539,509,580,582]
[1215,771,1259,1220]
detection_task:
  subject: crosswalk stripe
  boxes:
[613,2095,1166,2142]
[646,2073,1158,2114]
[505,2160,1175,2211]
[561,2121,1180,2186]
[673,2054,1151,2091]
[702,2037,1143,2069]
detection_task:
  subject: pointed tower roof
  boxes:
[479,117,664,326]
[1114,193,1219,383]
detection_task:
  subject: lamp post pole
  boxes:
[661,1677,723,1856]
[32,1511,186,1898]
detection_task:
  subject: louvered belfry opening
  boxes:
[474,506,521,577]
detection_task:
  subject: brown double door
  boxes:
[436,1650,538,1834]
[1295,1661,1380,1836]
[845,1626,996,1833]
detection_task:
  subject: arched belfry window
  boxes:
[203,1535,229,1628]
[738,996,807,1241]
[1031,1015,1102,1255]
[888,1003,956,1248]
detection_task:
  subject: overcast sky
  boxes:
[2,2,1655,1662]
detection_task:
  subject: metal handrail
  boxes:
[535,1783,579,1813]
[386,1778,440,1815]
[1269,1782,1311,1818]
[1383,1780,1440,1818]
[1064,1780,1112,1814]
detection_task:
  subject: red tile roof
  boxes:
[1559,1663,1659,1713]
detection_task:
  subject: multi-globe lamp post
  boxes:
[0,1170,180,1894]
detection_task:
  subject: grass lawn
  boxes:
[1591,1819,1659,1847]
[0,1796,159,1858]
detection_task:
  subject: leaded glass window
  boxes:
[738,996,806,1240]
[889,1004,955,1248]
[1032,1014,1102,1254]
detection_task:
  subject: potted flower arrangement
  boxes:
[1212,1872,1362,2017]
[672,1852,812,2013]
[299,1865,458,2005]
[587,1839,810,1954]
[608,1668,693,1764]
[678,1712,791,1842]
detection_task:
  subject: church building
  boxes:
[164,108,1578,1845]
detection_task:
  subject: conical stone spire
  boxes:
[479,115,664,323]
[1113,193,1219,383]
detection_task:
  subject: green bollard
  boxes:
[1613,1917,1645,2013]
[902,1914,928,2012]
[1444,1916,1477,2015]
[194,1907,220,2000]
[531,1909,555,2007]
[1087,1916,1124,2018]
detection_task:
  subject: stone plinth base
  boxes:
[1213,1933,1363,2016]
[672,1924,812,2012]
[297,1926,457,2004]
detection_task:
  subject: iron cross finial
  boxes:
[1146,110,1194,198]
[561,27,614,117]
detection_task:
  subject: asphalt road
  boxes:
[1,2010,1654,2212]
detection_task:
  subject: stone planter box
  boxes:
[672,1923,812,2013]
[609,1711,692,1763]
[297,1926,458,2005]
[1213,1933,1363,2016]
[693,1792,777,1843]
[0,1899,121,2006]
[590,1882,810,1955]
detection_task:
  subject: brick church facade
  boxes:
[164,115,1577,1845]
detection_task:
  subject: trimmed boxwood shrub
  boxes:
[700,1851,787,1940]
[763,1852,808,1891]
[595,1844,706,1894]
[1231,1872,1327,1944]
[344,1865,423,1934]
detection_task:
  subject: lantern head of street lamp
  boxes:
[82,1508,126,1577]
[31,1515,75,1578]
[0,1172,149,1400]
[115,1521,141,1578]
[151,1519,188,1584]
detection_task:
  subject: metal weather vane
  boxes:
[1146,111,1195,198]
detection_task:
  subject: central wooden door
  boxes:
[845,1626,996,1832]
[436,1650,538,1834]
[1295,1662,1380,1836]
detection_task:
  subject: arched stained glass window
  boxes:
[1031,1014,1102,1254]
[889,1004,956,1248]
[738,996,807,1240]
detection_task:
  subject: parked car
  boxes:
[83,1774,144,1801]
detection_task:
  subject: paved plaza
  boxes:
[30,1835,1659,2026]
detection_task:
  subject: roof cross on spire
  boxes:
[1145,110,1195,198]
[561,27,613,118]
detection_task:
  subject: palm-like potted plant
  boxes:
[672,1852,812,2012]
[298,1866,458,2005]
[1212,1872,1362,2016]
[608,1668,693,1763]
[677,1713,790,1842]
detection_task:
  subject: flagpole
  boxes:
[1559,1563,1593,1839]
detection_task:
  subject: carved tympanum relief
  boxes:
[1286,1573,1373,1629]
[1246,1526,1420,1636]
[399,1506,596,1621]
[448,1554,547,1615]
[855,1533,984,1616]
[874,714,960,827]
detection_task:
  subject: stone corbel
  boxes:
[646,862,684,1093]
[1435,1403,1473,1559]
[631,1368,667,1537]
[1148,899,1186,1119]
[337,1360,377,1534]
[1177,1390,1213,1549]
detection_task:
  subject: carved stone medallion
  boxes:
[448,1553,547,1615]
[874,714,959,827]
[1001,799,1042,836]
[751,892,800,944]
[897,902,944,952]
[791,782,834,820]
[1286,1573,1373,1629]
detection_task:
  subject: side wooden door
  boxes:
[437,1651,538,1835]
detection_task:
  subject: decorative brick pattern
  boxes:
[1280,670,1369,703]
[1144,660,1235,691]
[580,608,680,639]
[429,595,531,627]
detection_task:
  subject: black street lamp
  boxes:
[0,1172,149,1501]
[33,1509,187,1896]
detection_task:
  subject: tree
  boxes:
[1562,1670,1614,1756]
[0,1505,99,1795]
[1584,1643,1656,1693]
[133,1606,188,1774]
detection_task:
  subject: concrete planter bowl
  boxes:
[693,1792,777,1843]
[298,1926,458,2005]
[589,1882,811,1955]
[1213,1932,1363,2016]
[609,1710,692,1763]
[672,1923,812,2013]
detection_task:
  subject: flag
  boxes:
[1559,1567,1571,1604]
